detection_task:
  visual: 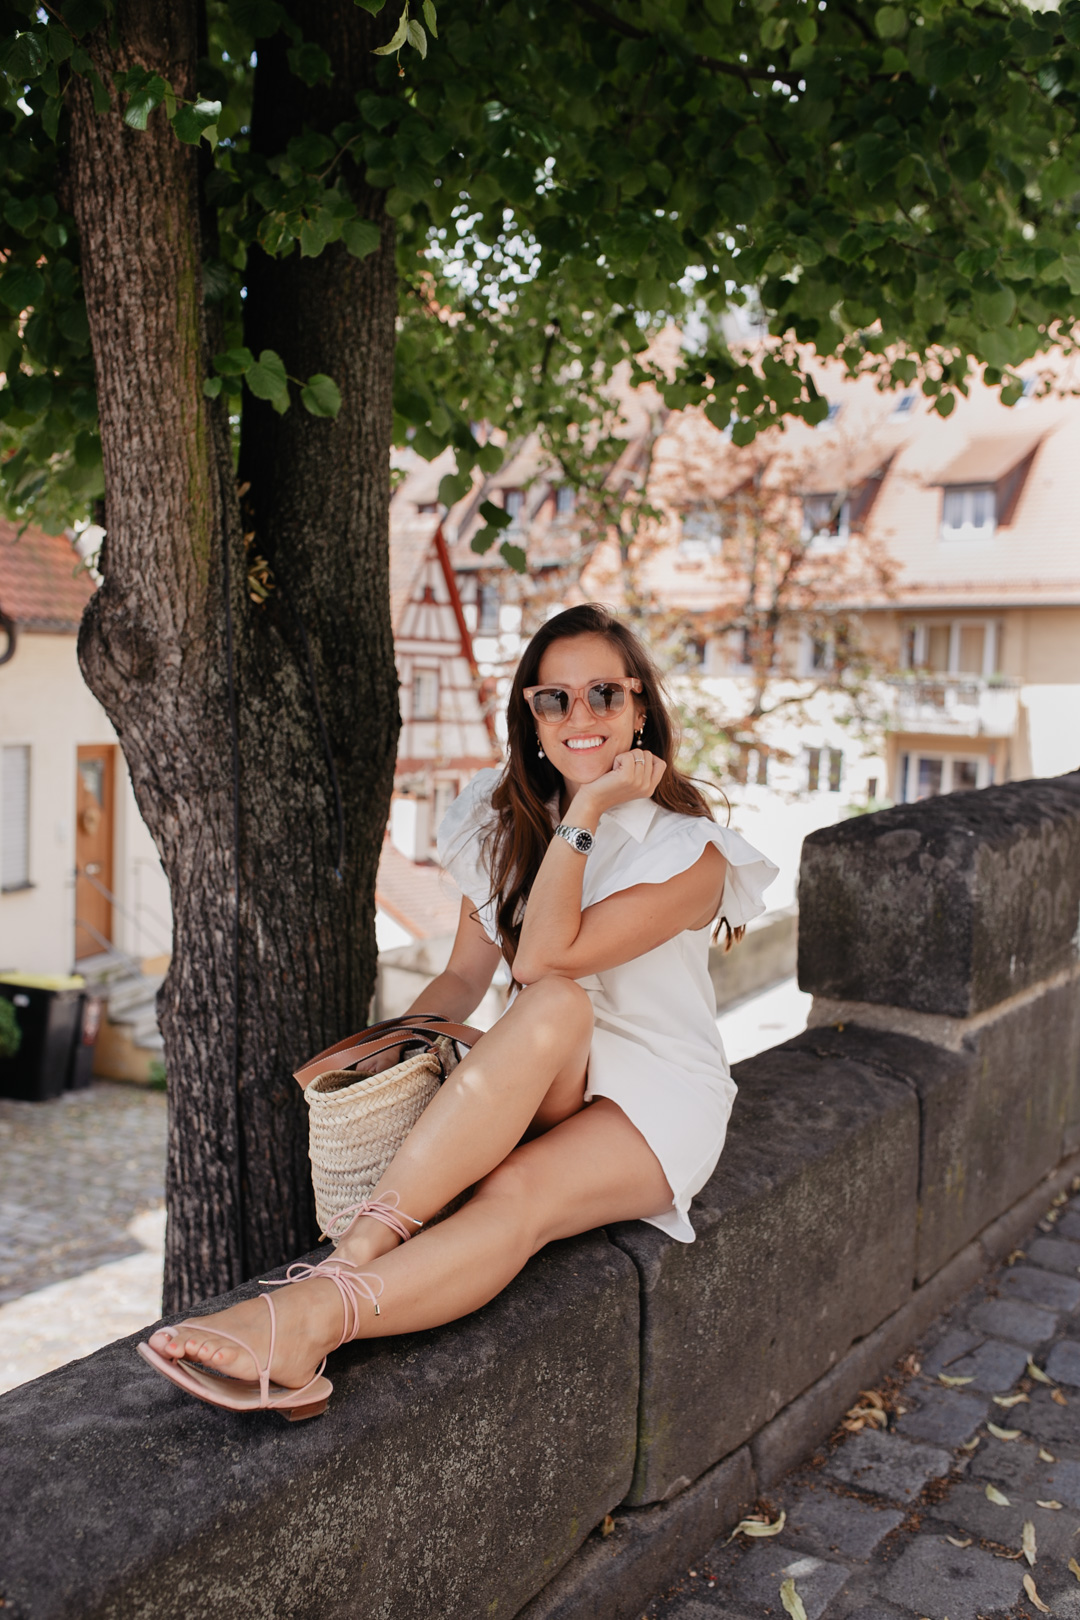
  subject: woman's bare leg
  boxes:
[150,1099,671,1386]
[148,977,604,1379]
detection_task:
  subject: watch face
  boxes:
[574,829,593,853]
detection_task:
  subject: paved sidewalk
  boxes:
[645,1186,1080,1620]
[0,1081,166,1393]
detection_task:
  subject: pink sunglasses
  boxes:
[523,676,642,724]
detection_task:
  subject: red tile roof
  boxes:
[376,837,465,940]
[0,521,94,631]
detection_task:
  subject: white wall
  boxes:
[1021,686,1080,780]
[0,631,171,974]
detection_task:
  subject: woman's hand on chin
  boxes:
[570,749,666,818]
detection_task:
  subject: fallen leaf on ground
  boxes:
[845,1405,888,1428]
[945,1535,973,1548]
[1007,1248,1026,1264]
[986,1484,1011,1506]
[994,1393,1030,1407]
[1036,1500,1063,1510]
[1069,1555,1080,1581]
[859,1389,886,1408]
[1023,1521,1037,1566]
[1024,1572,1050,1612]
[779,1577,807,1620]
[1052,1388,1069,1406]
[987,1422,1021,1441]
[938,1372,975,1386]
[725,1510,785,1544]
[1053,1191,1068,1207]
[600,1515,615,1537]
[1028,1360,1054,1385]
[961,1436,981,1451]
[1039,1448,1056,1462]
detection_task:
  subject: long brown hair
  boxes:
[482,604,743,968]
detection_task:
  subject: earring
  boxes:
[636,719,646,747]
[537,736,545,760]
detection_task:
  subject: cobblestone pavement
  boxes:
[645,1188,1080,1620]
[0,1081,166,1304]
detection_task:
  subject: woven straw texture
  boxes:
[304,1038,456,1234]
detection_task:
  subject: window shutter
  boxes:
[1,745,30,888]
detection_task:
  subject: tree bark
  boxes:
[68,0,399,1309]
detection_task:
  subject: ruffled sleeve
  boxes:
[436,767,503,941]
[586,807,778,929]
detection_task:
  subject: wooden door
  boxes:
[75,744,115,959]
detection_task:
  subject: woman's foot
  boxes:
[146,1274,346,1390]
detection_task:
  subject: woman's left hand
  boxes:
[570,748,666,818]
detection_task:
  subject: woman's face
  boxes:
[532,632,646,790]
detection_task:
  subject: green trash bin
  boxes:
[0,973,86,1102]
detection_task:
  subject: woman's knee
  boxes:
[473,1156,542,1241]
[517,974,593,1037]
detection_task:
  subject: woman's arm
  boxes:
[513,750,727,985]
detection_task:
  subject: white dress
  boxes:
[437,769,778,1242]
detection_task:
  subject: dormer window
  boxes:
[503,489,525,523]
[890,393,916,420]
[554,485,576,516]
[678,508,723,559]
[802,493,850,547]
[941,485,995,539]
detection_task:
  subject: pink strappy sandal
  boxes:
[136,1193,422,1418]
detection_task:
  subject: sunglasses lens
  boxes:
[587,682,627,716]
[531,688,569,721]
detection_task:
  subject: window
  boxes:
[416,501,439,516]
[942,485,995,538]
[897,751,993,802]
[1,744,30,890]
[411,668,439,720]
[810,633,834,673]
[746,747,769,786]
[503,489,525,523]
[432,779,457,833]
[806,746,843,793]
[890,393,916,420]
[477,582,500,634]
[554,485,576,516]
[802,494,850,547]
[678,508,723,560]
[902,620,1000,679]
[817,402,842,429]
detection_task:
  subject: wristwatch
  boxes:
[554,822,594,855]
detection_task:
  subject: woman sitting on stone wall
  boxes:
[138,604,777,1417]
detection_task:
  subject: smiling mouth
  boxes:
[564,736,607,751]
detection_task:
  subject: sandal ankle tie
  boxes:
[268,1256,386,1342]
[321,1191,422,1246]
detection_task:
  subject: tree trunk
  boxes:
[68,0,399,1309]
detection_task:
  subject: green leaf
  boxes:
[470,526,498,555]
[439,470,472,506]
[171,99,222,145]
[214,346,255,376]
[123,74,169,130]
[479,498,513,530]
[4,197,37,233]
[354,0,388,11]
[0,265,44,312]
[287,42,332,85]
[57,303,90,344]
[476,443,503,474]
[300,373,342,418]
[406,18,427,56]
[245,348,290,413]
[203,376,223,398]
[373,7,409,54]
[422,0,437,37]
[61,0,104,33]
[499,541,527,573]
[88,69,111,114]
[228,0,288,35]
[874,6,907,39]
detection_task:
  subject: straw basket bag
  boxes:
[293,1014,482,1238]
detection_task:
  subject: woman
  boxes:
[139,604,777,1417]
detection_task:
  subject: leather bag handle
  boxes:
[294,1013,482,1089]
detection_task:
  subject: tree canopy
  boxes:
[2,0,1080,564]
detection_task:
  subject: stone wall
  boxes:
[2,772,1078,1620]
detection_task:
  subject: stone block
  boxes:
[607,1043,919,1505]
[1027,1235,1080,1275]
[894,1382,988,1446]
[797,771,1080,1017]
[518,1449,757,1620]
[780,1483,904,1561]
[876,1534,1025,1620]
[919,1330,1028,1393]
[1059,1210,1080,1242]
[1010,1386,1080,1453]
[967,1298,1059,1346]
[0,1234,639,1620]
[969,1435,1080,1505]
[926,1479,1080,1563]
[822,1431,952,1503]
[796,1019,1079,1283]
[1000,1263,1080,1312]
[719,1543,851,1620]
[1047,1340,1080,1386]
